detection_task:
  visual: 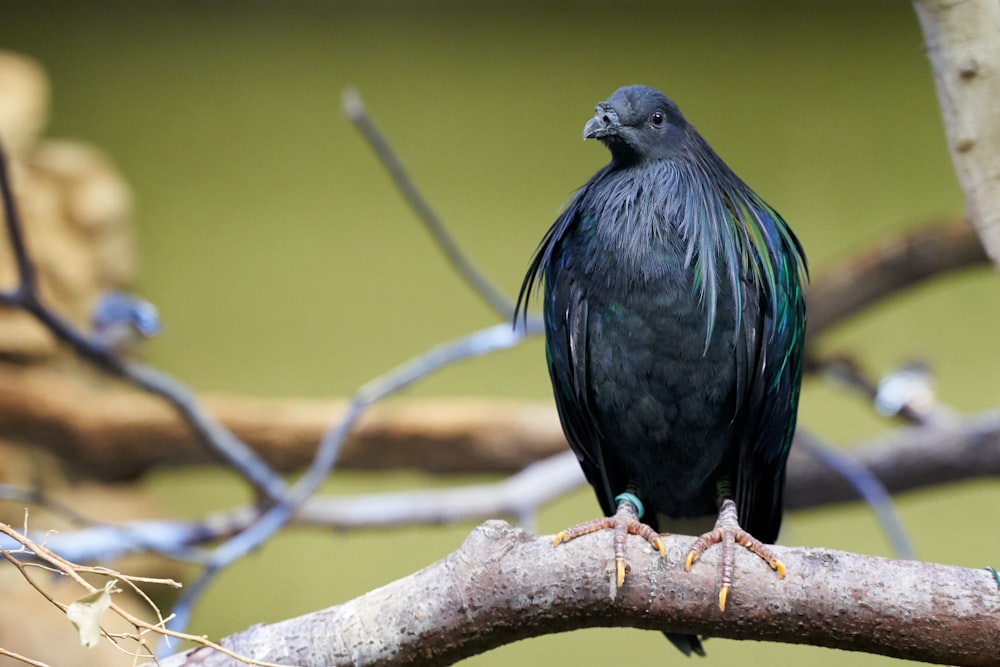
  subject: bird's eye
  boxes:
[649,110,666,127]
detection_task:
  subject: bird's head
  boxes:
[583,85,690,163]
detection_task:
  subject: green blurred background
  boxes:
[5,1,999,665]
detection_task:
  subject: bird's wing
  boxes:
[544,258,620,517]
[732,197,807,544]
[516,195,621,518]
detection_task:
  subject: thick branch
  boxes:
[784,409,1000,508]
[805,218,987,339]
[0,362,566,478]
[914,0,1000,269]
[0,212,987,481]
[153,521,999,667]
[3,363,999,514]
[14,409,997,564]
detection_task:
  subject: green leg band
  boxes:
[614,492,645,520]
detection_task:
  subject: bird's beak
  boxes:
[583,104,620,140]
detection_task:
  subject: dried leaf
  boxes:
[66,580,117,648]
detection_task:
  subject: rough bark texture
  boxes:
[153,521,1000,667]
[914,0,1000,269]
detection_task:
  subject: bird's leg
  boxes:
[684,486,785,612]
[553,488,665,587]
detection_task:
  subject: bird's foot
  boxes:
[684,499,785,612]
[553,495,665,587]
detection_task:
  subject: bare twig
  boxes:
[193,450,581,542]
[343,87,521,321]
[0,648,54,667]
[0,139,286,503]
[0,521,292,667]
[792,432,914,558]
[1,551,66,609]
[0,451,577,565]
[0,484,99,527]
[160,322,530,646]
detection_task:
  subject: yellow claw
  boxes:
[552,532,566,547]
[653,536,666,558]
[616,560,626,588]
[774,559,786,579]
[684,551,696,572]
[718,585,729,613]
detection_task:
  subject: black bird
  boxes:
[517,85,807,655]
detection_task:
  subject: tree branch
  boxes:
[0,452,584,564]
[3,361,998,515]
[785,408,1000,509]
[805,218,987,339]
[1,211,988,482]
[913,0,1000,269]
[14,404,999,565]
[151,521,1000,667]
[341,87,518,321]
[0,362,566,479]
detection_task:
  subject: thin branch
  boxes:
[160,322,530,645]
[152,521,1000,667]
[1,550,66,610]
[1,521,291,667]
[0,484,102,527]
[0,648,54,667]
[793,432,914,559]
[125,365,286,502]
[0,518,212,564]
[342,87,522,322]
[281,449,580,533]
[0,451,582,565]
[0,135,38,295]
[0,138,286,503]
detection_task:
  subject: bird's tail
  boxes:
[665,631,705,657]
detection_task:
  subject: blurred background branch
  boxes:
[914,0,1000,268]
[0,215,991,477]
[1,359,997,512]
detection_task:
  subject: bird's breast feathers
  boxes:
[565,161,735,319]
